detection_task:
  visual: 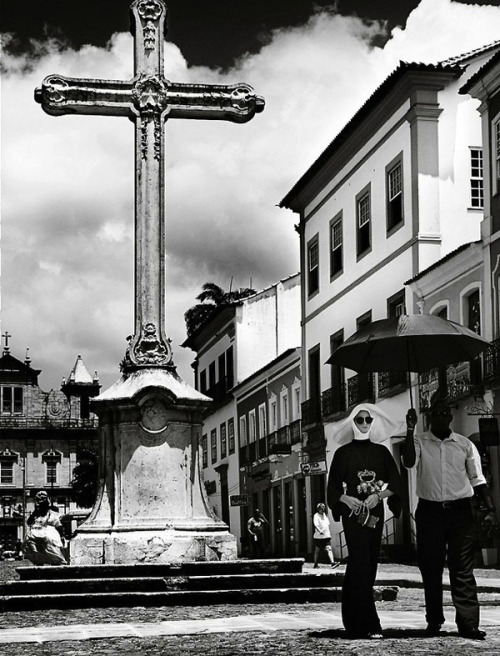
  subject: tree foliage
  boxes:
[71,447,99,509]
[184,282,255,337]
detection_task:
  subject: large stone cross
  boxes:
[35,0,264,373]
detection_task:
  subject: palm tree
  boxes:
[184,282,255,337]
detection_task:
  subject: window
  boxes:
[356,187,371,256]
[248,409,257,443]
[307,236,319,296]
[220,422,227,459]
[0,461,14,485]
[292,383,301,420]
[210,428,217,464]
[357,311,372,331]
[43,449,61,486]
[467,289,481,335]
[202,434,208,468]
[269,398,277,432]
[1,386,23,415]
[280,390,289,426]
[46,461,57,486]
[239,415,247,446]
[436,306,448,320]
[495,119,500,193]
[308,346,321,422]
[258,404,267,438]
[228,418,235,454]
[200,370,207,394]
[330,214,343,277]
[329,330,346,414]
[218,353,226,387]
[387,290,405,318]
[226,346,234,389]
[387,160,403,230]
[470,148,484,209]
[208,362,216,391]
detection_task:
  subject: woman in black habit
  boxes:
[327,403,403,639]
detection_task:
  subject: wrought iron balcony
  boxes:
[419,358,484,413]
[289,419,301,445]
[377,370,407,398]
[321,384,346,418]
[347,373,375,408]
[301,399,321,427]
[0,416,98,429]
[302,424,326,455]
[484,339,500,388]
[258,435,268,459]
[205,376,233,404]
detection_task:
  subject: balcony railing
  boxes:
[290,419,301,445]
[0,416,98,429]
[321,383,347,418]
[302,424,325,455]
[347,373,374,407]
[205,376,233,404]
[419,358,483,412]
[484,339,500,388]
[377,370,407,398]
[301,399,321,427]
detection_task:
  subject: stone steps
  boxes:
[15,557,304,580]
[0,586,398,611]
[2,559,399,611]
[3,572,340,595]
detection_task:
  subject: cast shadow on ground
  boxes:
[308,628,457,639]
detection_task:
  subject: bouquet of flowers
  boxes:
[356,470,385,498]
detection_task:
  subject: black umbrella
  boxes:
[327,314,490,407]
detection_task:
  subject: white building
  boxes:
[182,273,301,553]
[280,43,500,560]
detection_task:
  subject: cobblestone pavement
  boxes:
[1,560,499,655]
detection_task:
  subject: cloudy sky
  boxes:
[1,0,500,393]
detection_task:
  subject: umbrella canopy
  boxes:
[327,314,490,374]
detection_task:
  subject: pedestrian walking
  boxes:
[327,403,403,639]
[312,503,339,569]
[403,392,498,640]
[247,508,268,558]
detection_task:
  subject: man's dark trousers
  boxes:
[415,498,479,631]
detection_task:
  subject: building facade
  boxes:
[182,274,301,554]
[0,344,99,551]
[461,49,500,529]
[280,43,500,560]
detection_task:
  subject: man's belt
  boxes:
[419,498,472,509]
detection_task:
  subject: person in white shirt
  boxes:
[404,394,497,641]
[313,503,339,569]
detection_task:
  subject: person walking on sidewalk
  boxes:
[313,503,339,569]
[327,404,403,639]
[247,508,268,558]
[403,393,498,641]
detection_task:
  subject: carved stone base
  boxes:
[70,529,237,565]
[72,368,237,565]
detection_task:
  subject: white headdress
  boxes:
[330,403,406,449]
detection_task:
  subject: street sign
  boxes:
[300,460,327,476]
[230,494,249,506]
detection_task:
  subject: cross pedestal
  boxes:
[35,0,264,564]
[70,370,236,564]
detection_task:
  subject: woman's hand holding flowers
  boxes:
[341,494,363,512]
[364,493,381,510]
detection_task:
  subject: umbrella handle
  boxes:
[407,341,414,409]
[408,371,414,409]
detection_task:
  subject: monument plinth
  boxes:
[35,0,264,564]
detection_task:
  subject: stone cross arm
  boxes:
[35,74,265,123]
